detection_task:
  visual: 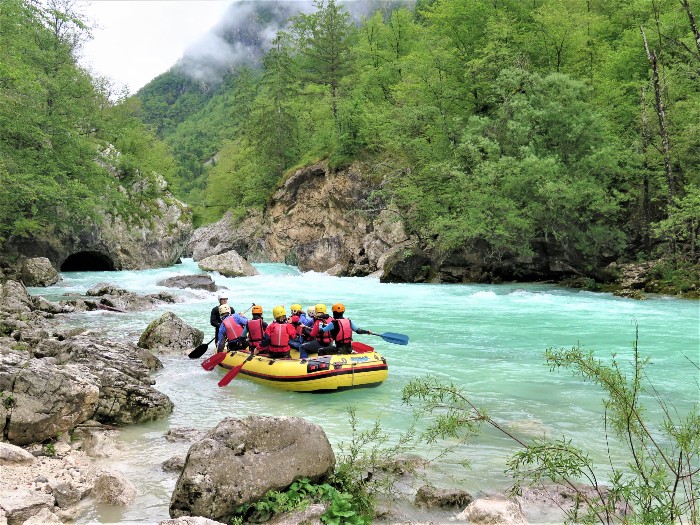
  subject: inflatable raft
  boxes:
[216,348,388,392]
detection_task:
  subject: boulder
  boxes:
[162,455,186,473]
[414,485,473,509]
[159,518,227,525]
[380,246,432,283]
[92,471,136,506]
[0,489,55,525]
[157,274,217,292]
[138,312,204,354]
[21,508,62,525]
[198,250,259,277]
[19,258,61,287]
[457,498,528,524]
[85,283,180,311]
[0,281,33,313]
[0,443,35,465]
[169,416,335,522]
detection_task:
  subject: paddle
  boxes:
[201,351,228,371]
[188,338,215,359]
[352,341,375,353]
[191,303,256,360]
[367,331,409,345]
[218,351,256,387]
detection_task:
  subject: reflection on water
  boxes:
[27,259,698,523]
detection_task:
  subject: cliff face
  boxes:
[5,176,193,273]
[186,162,411,275]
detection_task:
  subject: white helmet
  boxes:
[306,306,315,317]
[218,292,228,301]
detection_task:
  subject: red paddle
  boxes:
[218,351,256,387]
[352,341,375,353]
[201,351,228,371]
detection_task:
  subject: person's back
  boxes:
[243,305,268,351]
[261,305,296,359]
[300,304,334,358]
[322,303,370,354]
[217,305,248,352]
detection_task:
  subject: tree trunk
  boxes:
[679,0,700,60]
[641,27,675,201]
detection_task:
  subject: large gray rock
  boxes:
[169,416,335,522]
[0,442,35,465]
[85,283,180,311]
[198,250,259,277]
[138,312,204,354]
[157,274,218,292]
[92,471,137,506]
[0,489,55,525]
[0,281,33,313]
[19,258,61,287]
[457,498,528,524]
[415,485,473,509]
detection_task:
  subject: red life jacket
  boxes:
[223,316,244,341]
[312,317,334,345]
[268,322,291,353]
[333,318,352,344]
[247,318,264,343]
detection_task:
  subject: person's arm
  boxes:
[350,320,370,333]
[241,325,248,338]
[234,313,247,326]
[210,307,219,327]
[320,321,335,333]
[217,324,226,352]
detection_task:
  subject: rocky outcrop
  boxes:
[380,245,432,283]
[197,250,259,277]
[19,258,61,287]
[92,471,137,506]
[157,274,218,292]
[170,416,335,522]
[457,498,528,524]
[84,282,180,311]
[4,173,192,273]
[185,163,412,276]
[138,312,204,354]
[414,485,473,509]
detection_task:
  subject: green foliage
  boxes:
[402,328,700,524]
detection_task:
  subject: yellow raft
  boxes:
[217,348,389,392]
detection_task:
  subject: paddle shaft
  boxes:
[218,351,256,387]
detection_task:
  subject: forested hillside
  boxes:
[139,0,699,286]
[0,0,180,262]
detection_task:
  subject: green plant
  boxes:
[1,392,16,409]
[43,443,56,457]
[402,327,700,524]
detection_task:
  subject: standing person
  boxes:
[259,305,297,359]
[241,305,268,352]
[217,305,248,352]
[299,303,334,358]
[210,293,229,342]
[319,303,370,354]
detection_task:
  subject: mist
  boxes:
[175,0,415,84]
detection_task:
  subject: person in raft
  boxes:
[257,305,297,359]
[216,304,248,352]
[210,292,229,342]
[300,305,315,328]
[318,303,371,355]
[240,305,268,352]
[299,303,335,358]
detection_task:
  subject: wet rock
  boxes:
[92,471,136,506]
[198,250,259,278]
[0,489,55,525]
[157,274,217,292]
[165,427,208,443]
[380,246,432,283]
[71,423,121,458]
[162,455,186,473]
[414,485,473,509]
[19,258,61,288]
[138,312,204,354]
[457,498,528,524]
[0,443,35,465]
[266,503,328,525]
[85,282,180,311]
[169,416,335,522]
[48,480,89,508]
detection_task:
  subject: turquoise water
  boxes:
[29,259,699,523]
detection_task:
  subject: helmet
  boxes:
[218,304,231,316]
[218,292,228,301]
[332,303,345,314]
[306,306,315,317]
[291,303,302,314]
[272,305,286,320]
[315,303,327,315]
[252,305,263,315]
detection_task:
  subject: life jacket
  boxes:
[312,316,333,345]
[332,317,352,344]
[247,318,264,344]
[268,321,291,353]
[289,315,303,337]
[223,316,244,341]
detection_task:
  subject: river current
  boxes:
[27,259,699,523]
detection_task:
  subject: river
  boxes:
[27,259,699,523]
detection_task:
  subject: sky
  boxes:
[78,1,234,94]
